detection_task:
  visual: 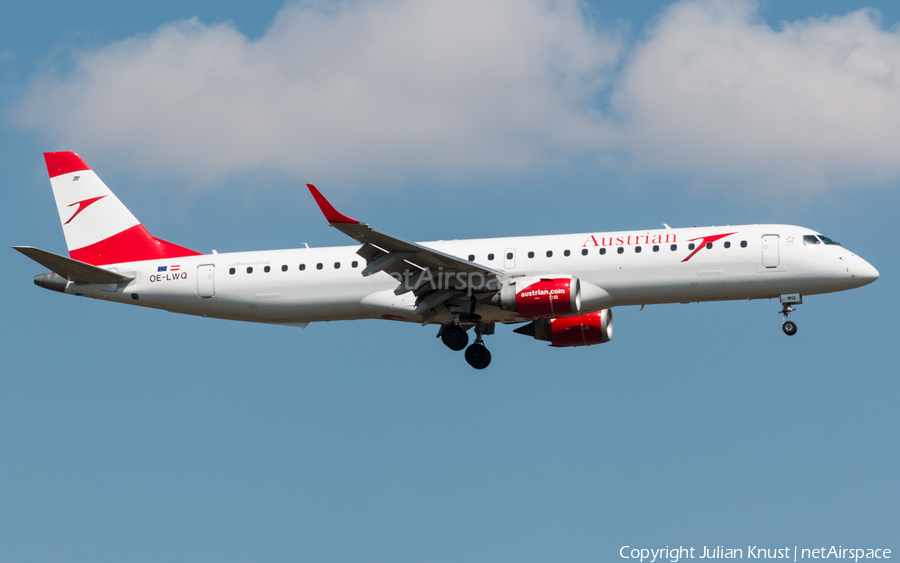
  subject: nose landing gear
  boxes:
[779,293,801,336]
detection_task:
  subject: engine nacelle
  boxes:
[495,276,614,319]
[514,309,613,347]
[497,276,580,318]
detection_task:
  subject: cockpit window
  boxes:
[819,235,841,246]
[803,235,820,245]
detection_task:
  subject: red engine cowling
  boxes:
[514,309,613,347]
[497,276,580,318]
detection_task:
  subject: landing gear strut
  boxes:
[464,324,493,370]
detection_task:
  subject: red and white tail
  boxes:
[44,152,201,266]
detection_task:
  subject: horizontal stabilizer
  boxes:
[13,246,134,284]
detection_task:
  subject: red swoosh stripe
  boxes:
[681,232,738,263]
[64,196,106,225]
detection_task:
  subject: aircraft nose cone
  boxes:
[855,257,879,285]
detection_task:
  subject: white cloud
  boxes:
[13,0,900,194]
[612,0,900,193]
[12,0,621,185]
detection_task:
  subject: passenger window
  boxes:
[316,263,323,270]
[688,243,695,250]
[546,251,553,258]
[246,267,253,274]
[706,242,712,249]
[581,248,588,256]
[264,265,271,273]
[635,246,642,253]
[564,250,571,257]
[741,241,747,248]
[653,245,659,252]
[488,253,494,261]
[281,265,288,271]
[600,248,607,255]
[617,247,624,254]
[334,262,340,269]
[352,261,358,268]
[299,264,306,271]
[229,267,236,275]
[528,251,534,258]
[670,244,677,251]
[468,254,475,261]
[506,252,513,260]
[724,242,731,249]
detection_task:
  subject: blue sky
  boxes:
[2,1,897,561]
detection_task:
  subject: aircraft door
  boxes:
[504,248,516,270]
[197,264,215,298]
[761,235,780,268]
[697,269,728,300]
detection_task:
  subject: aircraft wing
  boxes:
[307,184,503,282]
[13,246,134,284]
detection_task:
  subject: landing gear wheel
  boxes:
[782,321,798,336]
[441,324,469,351]
[465,343,492,370]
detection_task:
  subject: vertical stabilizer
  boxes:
[44,152,201,266]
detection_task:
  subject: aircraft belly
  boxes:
[207,290,369,323]
[596,265,790,305]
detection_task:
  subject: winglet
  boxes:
[307,184,359,224]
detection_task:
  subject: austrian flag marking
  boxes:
[149,265,188,282]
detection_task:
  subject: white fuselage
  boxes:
[61,224,879,327]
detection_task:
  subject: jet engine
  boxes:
[496,276,579,317]
[493,276,614,319]
[514,309,613,347]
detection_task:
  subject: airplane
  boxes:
[16,152,879,369]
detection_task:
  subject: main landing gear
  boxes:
[465,326,492,370]
[439,321,493,369]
